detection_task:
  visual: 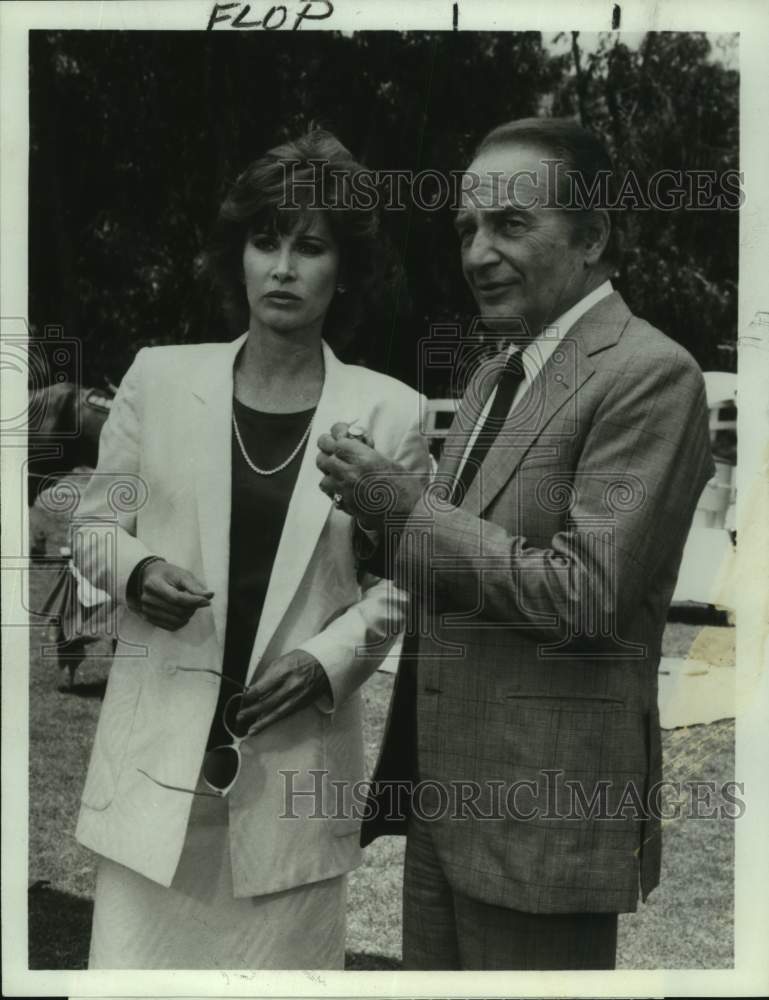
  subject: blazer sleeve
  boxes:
[391,347,715,646]
[296,412,430,711]
[71,348,156,608]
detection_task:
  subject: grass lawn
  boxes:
[26,504,735,970]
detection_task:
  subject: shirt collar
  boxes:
[506,279,614,371]
[546,279,614,341]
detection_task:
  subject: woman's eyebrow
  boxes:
[295,233,329,246]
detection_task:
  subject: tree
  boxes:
[29,30,738,394]
[552,31,739,372]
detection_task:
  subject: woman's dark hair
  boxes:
[475,117,621,268]
[203,129,384,350]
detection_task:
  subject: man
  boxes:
[316,118,714,970]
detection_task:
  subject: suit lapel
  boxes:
[245,341,347,684]
[191,334,247,650]
[456,292,633,517]
[462,337,594,516]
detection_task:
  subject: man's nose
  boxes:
[463,229,501,270]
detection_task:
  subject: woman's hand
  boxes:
[138,560,213,631]
[236,650,331,735]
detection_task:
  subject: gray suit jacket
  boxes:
[362,292,715,914]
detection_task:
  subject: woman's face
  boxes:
[242,209,340,339]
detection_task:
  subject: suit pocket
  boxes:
[80,664,143,811]
[501,695,646,778]
[504,693,625,706]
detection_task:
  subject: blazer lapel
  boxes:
[191,333,247,650]
[245,341,347,684]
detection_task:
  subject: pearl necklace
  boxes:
[232,410,314,476]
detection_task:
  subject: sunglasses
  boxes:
[138,667,250,798]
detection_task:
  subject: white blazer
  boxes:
[73,334,430,896]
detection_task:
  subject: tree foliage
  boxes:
[29,30,738,393]
[552,31,739,373]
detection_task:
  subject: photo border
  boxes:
[2,0,767,996]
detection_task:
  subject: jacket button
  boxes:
[162,661,178,675]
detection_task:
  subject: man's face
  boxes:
[457,142,592,337]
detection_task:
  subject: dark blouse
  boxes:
[206,397,316,750]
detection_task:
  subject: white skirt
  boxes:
[88,783,347,970]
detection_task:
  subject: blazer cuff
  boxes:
[125,555,166,611]
[115,535,158,606]
[296,633,347,715]
[297,622,401,716]
[353,520,381,562]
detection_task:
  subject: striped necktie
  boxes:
[450,350,526,505]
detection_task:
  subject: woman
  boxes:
[73,129,430,969]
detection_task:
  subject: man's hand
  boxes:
[236,650,331,736]
[316,422,426,529]
[138,560,213,631]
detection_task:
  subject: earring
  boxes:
[336,284,347,294]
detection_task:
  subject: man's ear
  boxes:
[582,210,611,266]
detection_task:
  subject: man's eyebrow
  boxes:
[492,204,529,216]
[455,205,528,231]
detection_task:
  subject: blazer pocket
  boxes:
[322,699,365,838]
[80,665,143,811]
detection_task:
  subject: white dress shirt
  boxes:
[454,280,613,483]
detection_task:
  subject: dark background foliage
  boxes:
[29,30,738,396]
